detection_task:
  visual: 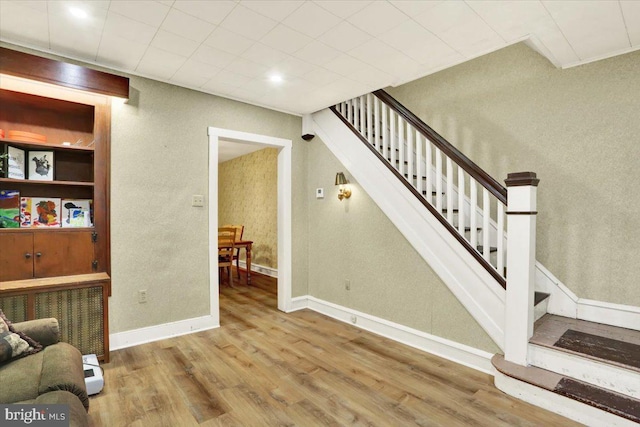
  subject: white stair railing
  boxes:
[334,90,508,286]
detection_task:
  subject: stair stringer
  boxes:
[313,108,506,349]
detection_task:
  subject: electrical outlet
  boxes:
[138,290,147,303]
[345,279,351,291]
[192,195,204,207]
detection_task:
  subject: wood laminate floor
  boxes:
[89,271,580,426]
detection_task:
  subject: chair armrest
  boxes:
[12,318,60,347]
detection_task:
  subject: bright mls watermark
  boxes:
[1,405,69,426]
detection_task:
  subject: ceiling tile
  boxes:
[136,46,187,80]
[314,0,372,19]
[191,44,236,68]
[239,0,304,21]
[96,33,148,69]
[621,1,640,46]
[10,0,48,13]
[381,20,458,65]
[413,1,505,57]
[294,41,341,66]
[347,1,410,36]
[323,54,391,87]
[211,69,252,88]
[467,0,550,41]
[301,67,342,86]
[160,8,216,43]
[49,27,102,61]
[171,0,236,25]
[108,0,169,26]
[0,1,50,48]
[241,43,289,67]
[269,55,315,78]
[389,0,442,17]
[261,24,312,54]
[543,1,630,60]
[204,27,255,55]
[282,2,341,38]
[349,39,422,79]
[219,5,278,41]
[224,57,269,79]
[318,21,370,52]
[48,0,109,24]
[102,11,158,45]
[201,79,237,95]
[173,58,221,82]
[151,29,199,57]
[157,1,174,6]
[230,85,266,102]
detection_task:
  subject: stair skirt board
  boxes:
[494,370,639,427]
[529,344,640,399]
[313,109,506,349]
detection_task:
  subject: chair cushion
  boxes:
[0,310,42,364]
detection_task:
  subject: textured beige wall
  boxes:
[110,76,308,333]
[307,139,499,353]
[218,148,278,268]
[387,43,640,307]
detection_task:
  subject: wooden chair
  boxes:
[218,227,237,287]
[222,224,244,280]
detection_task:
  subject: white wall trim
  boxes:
[110,315,218,351]
[208,127,293,320]
[535,262,640,331]
[288,295,309,312]
[289,295,493,374]
[237,260,278,278]
[494,370,637,427]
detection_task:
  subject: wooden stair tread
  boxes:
[492,354,640,423]
[476,245,497,253]
[532,314,640,374]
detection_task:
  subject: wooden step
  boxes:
[493,354,640,423]
[531,314,640,374]
[534,291,550,306]
[476,245,497,253]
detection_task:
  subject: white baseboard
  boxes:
[290,295,493,374]
[288,295,309,312]
[237,260,278,278]
[576,298,640,331]
[110,315,219,351]
[494,370,636,427]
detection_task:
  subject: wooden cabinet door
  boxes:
[0,233,34,281]
[34,231,95,277]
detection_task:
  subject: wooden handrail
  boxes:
[330,105,507,288]
[373,89,507,205]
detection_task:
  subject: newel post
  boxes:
[504,172,539,366]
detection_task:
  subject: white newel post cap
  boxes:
[505,172,539,212]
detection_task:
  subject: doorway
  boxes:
[208,127,292,327]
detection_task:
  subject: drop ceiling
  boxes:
[0,1,638,115]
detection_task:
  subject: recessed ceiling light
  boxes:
[269,74,284,84]
[69,6,88,19]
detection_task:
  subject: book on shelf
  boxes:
[32,197,61,227]
[1,145,26,180]
[20,197,31,227]
[0,189,20,228]
[62,199,92,227]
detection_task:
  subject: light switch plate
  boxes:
[192,195,204,207]
[316,188,324,199]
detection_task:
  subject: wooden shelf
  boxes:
[0,272,110,293]
[0,178,94,187]
[0,138,94,152]
[0,227,94,233]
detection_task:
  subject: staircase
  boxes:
[311,90,640,426]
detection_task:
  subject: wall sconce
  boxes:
[335,172,352,201]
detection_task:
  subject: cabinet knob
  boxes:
[36,252,42,258]
[25,253,32,259]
